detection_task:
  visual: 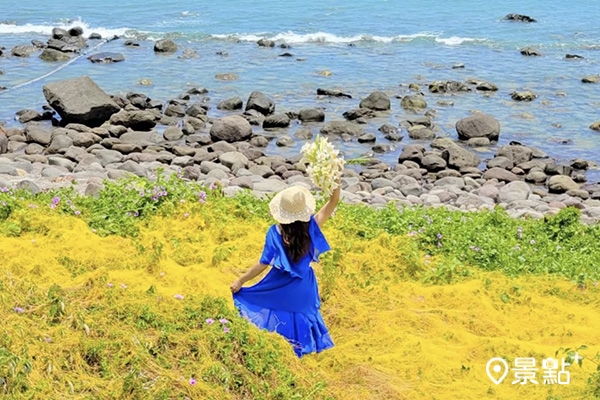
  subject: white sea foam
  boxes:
[0,18,132,39]
[435,36,485,46]
[211,31,439,44]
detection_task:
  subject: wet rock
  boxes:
[503,14,536,22]
[294,128,313,140]
[487,156,514,170]
[456,113,500,141]
[357,133,376,143]
[246,91,275,116]
[398,144,425,163]
[407,125,435,140]
[511,91,537,101]
[11,45,37,57]
[590,121,600,131]
[496,145,533,165]
[441,143,480,169]
[163,126,184,141]
[109,110,156,131]
[428,81,471,93]
[320,120,363,136]
[343,108,376,121]
[217,97,243,110]
[298,108,325,123]
[467,137,490,147]
[154,39,178,53]
[39,48,70,62]
[263,113,291,129]
[400,95,427,110]
[421,154,447,172]
[582,75,599,84]
[257,38,275,47]
[88,52,125,63]
[359,91,391,111]
[316,88,352,98]
[566,54,584,59]
[520,47,542,56]
[24,124,52,145]
[276,135,295,147]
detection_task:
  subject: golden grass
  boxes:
[1,205,599,399]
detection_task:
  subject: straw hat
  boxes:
[269,185,316,224]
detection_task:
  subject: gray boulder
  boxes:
[359,91,391,111]
[320,120,363,136]
[456,113,500,141]
[548,175,579,193]
[298,108,325,123]
[109,109,156,130]
[246,91,275,115]
[263,113,291,129]
[154,39,178,53]
[210,115,253,143]
[400,95,427,110]
[441,144,480,169]
[43,76,120,127]
[39,48,70,62]
[217,97,243,110]
[496,145,533,165]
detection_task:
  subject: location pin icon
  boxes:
[486,357,509,385]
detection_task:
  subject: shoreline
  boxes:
[2,29,600,224]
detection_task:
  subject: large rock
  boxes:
[548,175,579,193]
[39,48,71,62]
[320,120,363,136]
[429,81,471,93]
[0,128,7,154]
[495,145,533,165]
[245,91,275,116]
[400,95,427,111]
[109,109,157,131]
[456,113,500,141]
[359,91,391,111]
[441,144,480,169]
[263,113,290,129]
[503,13,537,22]
[154,39,178,53]
[298,108,325,122]
[210,115,253,143]
[43,76,120,127]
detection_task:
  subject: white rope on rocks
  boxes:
[0,35,119,94]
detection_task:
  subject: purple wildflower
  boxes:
[223,327,230,334]
[139,191,145,197]
[174,294,184,300]
[530,239,536,245]
[437,233,443,239]
[209,182,218,190]
[152,196,158,201]
[219,318,229,324]
[0,187,8,193]
[45,337,51,343]
[517,227,523,239]
[437,242,442,248]
[189,378,196,385]
[107,283,114,288]
[120,283,127,289]
[199,191,207,203]
[180,199,185,204]
[407,231,417,237]
[205,318,214,325]
[133,211,139,217]
[13,307,24,314]
[74,210,80,215]
[469,246,480,252]
[184,212,190,218]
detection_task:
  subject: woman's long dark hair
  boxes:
[280,220,311,263]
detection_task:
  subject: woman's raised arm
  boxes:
[314,180,341,229]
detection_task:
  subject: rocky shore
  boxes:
[2,27,600,224]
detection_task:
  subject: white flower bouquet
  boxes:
[300,135,345,196]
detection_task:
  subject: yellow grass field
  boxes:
[1,204,599,399]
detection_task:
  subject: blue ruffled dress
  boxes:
[233,215,334,357]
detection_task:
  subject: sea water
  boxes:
[1,0,599,181]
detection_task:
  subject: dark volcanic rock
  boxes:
[39,48,71,62]
[298,108,325,123]
[359,91,391,111]
[520,47,542,56]
[109,109,157,131]
[503,14,537,23]
[217,97,243,111]
[263,113,291,129]
[429,81,471,93]
[316,88,352,98]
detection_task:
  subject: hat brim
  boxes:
[269,186,315,224]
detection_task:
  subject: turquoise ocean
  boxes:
[1,0,599,181]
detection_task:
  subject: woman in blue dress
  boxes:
[231,183,340,357]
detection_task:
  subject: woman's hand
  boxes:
[230,279,243,293]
